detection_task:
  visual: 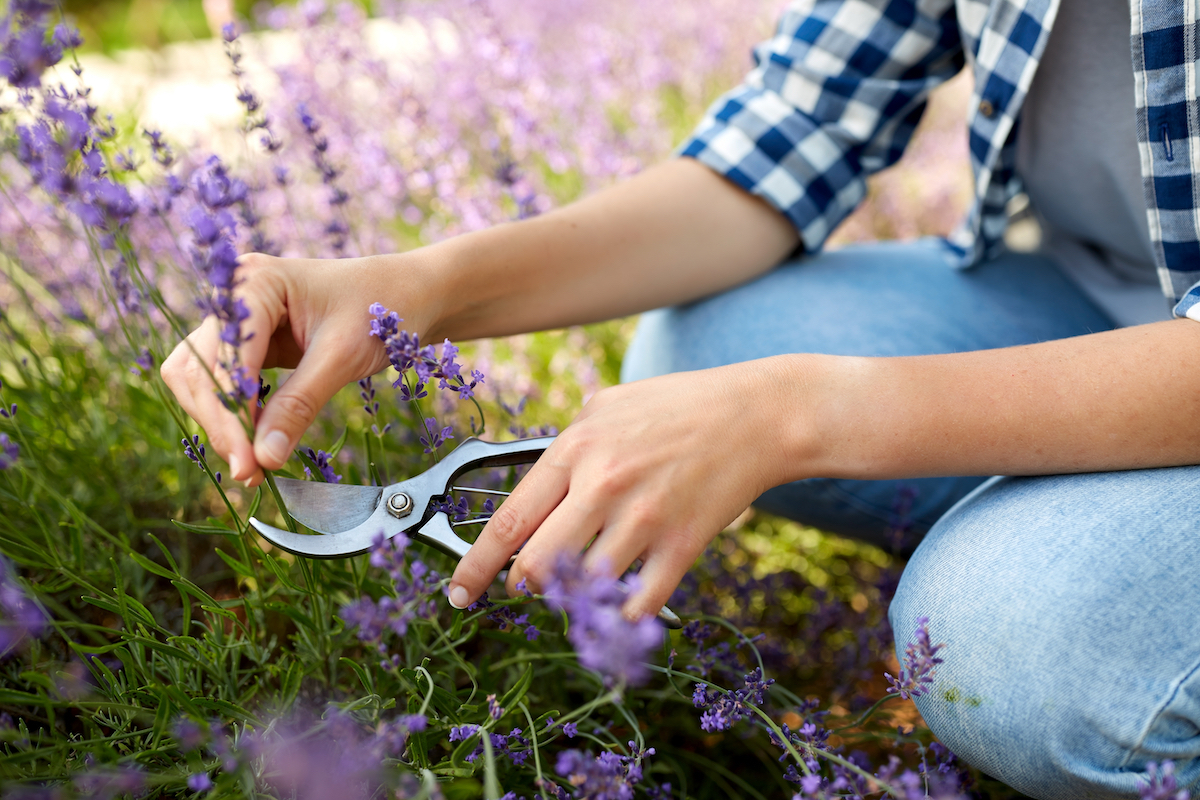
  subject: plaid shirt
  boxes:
[679,0,1200,321]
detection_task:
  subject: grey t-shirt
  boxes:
[1014,0,1172,327]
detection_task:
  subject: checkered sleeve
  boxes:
[1173,281,1200,321]
[679,0,964,251]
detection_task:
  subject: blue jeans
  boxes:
[620,239,1200,798]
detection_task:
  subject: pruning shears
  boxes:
[248,436,683,628]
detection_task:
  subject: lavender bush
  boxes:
[0,1,1097,799]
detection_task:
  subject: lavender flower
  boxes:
[0,16,62,90]
[885,616,945,700]
[181,435,206,469]
[543,554,662,686]
[72,766,146,800]
[131,347,154,375]
[368,303,485,404]
[172,718,208,752]
[297,103,350,252]
[553,744,655,800]
[463,591,540,641]
[185,157,259,408]
[342,533,440,656]
[187,772,213,792]
[0,557,46,655]
[0,433,18,470]
[254,708,426,800]
[51,24,82,51]
[1139,761,1190,800]
[691,667,774,732]
[419,417,454,454]
[303,447,341,483]
[487,693,504,720]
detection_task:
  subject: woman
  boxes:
[163,0,1200,796]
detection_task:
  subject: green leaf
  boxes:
[170,579,218,607]
[128,551,175,580]
[192,697,262,726]
[281,661,303,706]
[213,547,254,578]
[498,662,533,714]
[247,485,264,520]
[328,426,350,458]
[339,657,374,696]
[151,694,176,742]
[450,729,483,772]
[264,601,316,630]
[18,671,56,693]
[172,519,239,538]
[147,533,181,574]
[482,727,501,800]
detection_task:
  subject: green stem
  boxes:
[519,701,551,800]
[831,693,900,734]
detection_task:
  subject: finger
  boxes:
[448,454,571,609]
[503,491,606,598]
[160,317,258,484]
[579,499,668,579]
[609,528,706,623]
[252,332,364,470]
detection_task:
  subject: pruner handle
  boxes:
[444,435,555,473]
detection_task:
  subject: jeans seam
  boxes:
[1119,651,1200,769]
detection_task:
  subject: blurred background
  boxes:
[64,0,288,52]
[59,0,994,251]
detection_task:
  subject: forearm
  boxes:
[770,319,1200,482]
[412,158,799,341]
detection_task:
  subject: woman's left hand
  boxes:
[447,357,802,619]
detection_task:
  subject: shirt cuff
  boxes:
[1172,279,1200,321]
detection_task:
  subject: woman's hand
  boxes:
[447,358,801,620]
[160,252,439,487]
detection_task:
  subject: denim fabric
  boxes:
[621,238,1115,551]
[890,470,1200,798]
[620,239,1200,796]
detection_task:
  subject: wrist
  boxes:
[751,352,868,485]
[361,243,462,344]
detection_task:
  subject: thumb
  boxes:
[253,339,360,470]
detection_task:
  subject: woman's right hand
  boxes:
[160,251,437,488]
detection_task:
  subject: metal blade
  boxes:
[273,477,383,534]
[249,514,402,559]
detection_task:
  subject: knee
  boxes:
[889,476,1200,799]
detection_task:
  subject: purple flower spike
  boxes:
[885,616,946,700]
[52,24,83,50]
[0,22,63,89]
[487,693,504,720]
[555,746,655,800]
[303,448,341,484]
[1139,761,1190,800]
[0,434,18,470]
[543,554,662,687]
[692,667,774,732]
[0,557,47,656]
[187,772,213,792]
[368,303,486,407]
[342,533,440,652]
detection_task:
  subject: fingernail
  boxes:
[228,455,243,480]
[448,585,470,610]
[260,429,291,464]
